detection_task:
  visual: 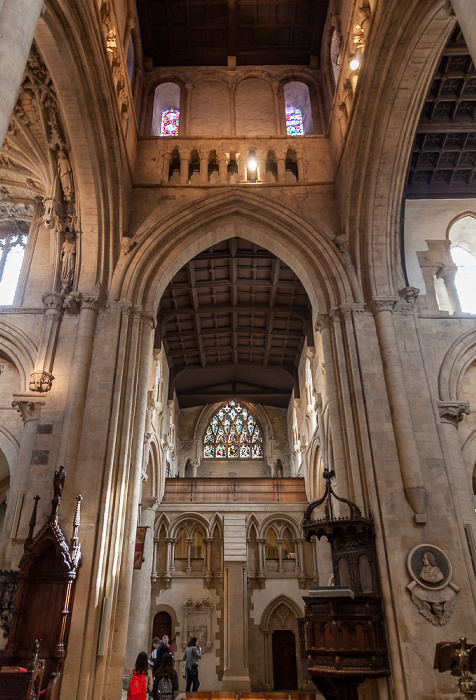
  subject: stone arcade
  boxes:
[0,0,475,699]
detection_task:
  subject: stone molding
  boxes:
[437,400,470,426]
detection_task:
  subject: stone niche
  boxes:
[181,597,214,651]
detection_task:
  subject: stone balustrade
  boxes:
[135,135,332,187]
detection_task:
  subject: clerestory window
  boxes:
[203,400,263,459]
[152,82,181,137]
[0,231,27,305]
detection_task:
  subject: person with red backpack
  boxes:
[128,651,150,700]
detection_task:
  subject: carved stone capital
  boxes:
[436,265,458,283]
[437,401,470,426]
[29,370,54,393]
[80,295,100,312]
[42,292,64,312]
[315,313,332,331]
[12,396,45,423]
[369,297,398,314]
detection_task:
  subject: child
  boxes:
[128,651,150,700]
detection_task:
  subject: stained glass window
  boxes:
[0,232,27,305]
[203,400,263,459]
[160,109,180,137]
[285,106,304,136]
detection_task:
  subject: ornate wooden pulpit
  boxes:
[299,469,390,700]
[0,467,82,699]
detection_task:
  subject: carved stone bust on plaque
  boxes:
[406,544,459,625]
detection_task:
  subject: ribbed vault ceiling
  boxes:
[157,237,312,408]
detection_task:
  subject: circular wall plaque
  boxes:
[407,544,451,591]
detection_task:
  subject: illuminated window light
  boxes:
[285,106,304,136]
[160,108,180,137]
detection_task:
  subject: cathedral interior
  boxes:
[0,0,475,699]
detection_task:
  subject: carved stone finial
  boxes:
[70,494,82,558]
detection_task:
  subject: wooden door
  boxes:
[153,611,172,642]
[272,630,298,690]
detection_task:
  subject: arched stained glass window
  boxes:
[285,106,304,136]
[161,108,180,137]
[0,232,27,305]
[203,401,263,459]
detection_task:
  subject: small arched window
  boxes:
[449,214,476,314]
[284,82,313,136]
[126,34,135,85]
[152,83,180,137]
[203,400,263,459]
[0,231,27,305]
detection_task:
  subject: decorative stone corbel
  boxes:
[437,401,470,427]
[29,292,64,392]
[12,396,45,423]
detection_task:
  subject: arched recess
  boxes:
[0,426,20,480]
[337,0,456,299]
[35,5,126,291]
[0,321,37,391]
[169,512,210,539]
[260,513,301,541]
[113,189,356,317]
[150,604,178,648]
[258,595,304,691]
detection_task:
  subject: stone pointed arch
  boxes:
[154,512,171,538]
[438,329,476,401]
[246,513,261,538]
[112,189,357,314]
[260,513,301,540]
[208,513,224,538]
[35,5,125,290]
[260,594,304,633]
[170,512,210,538]
[0,321,37,391]
[340,1,455,298]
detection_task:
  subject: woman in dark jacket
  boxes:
[153,651,179,700]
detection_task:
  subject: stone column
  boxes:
[437,401,472,519]
[222,513,251,691]
[370,298,427,522]
[199,149,209,184]
[163,149,171,183]
[256,537,266,588]
[0,0,44,148]
[57,296,100,483]
[124,504,156,675]
[437,265,462,314]
[1,397,44,557]
[256,150,266,183]
[229,83,236,136]
[237,152,247,183]
[217,152,228,184]
[452,0,476,68]
[204,536,213,587]
[185,537,193,574]
[276,147,287,184]
[108,312,154,700]
[29,292,64,394]
[296,152,304,182]
[316,315,350,501]
[179,150,190,184]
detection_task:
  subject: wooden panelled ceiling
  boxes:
[136,0,329,67]
[157,237,312,408]
[407,26,476,198]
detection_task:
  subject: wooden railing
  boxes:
[162,478,307,504]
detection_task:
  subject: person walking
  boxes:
[152,651,179,700]
[183,637,201,692]
[153,634,173,678]
[127,652,150,700]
